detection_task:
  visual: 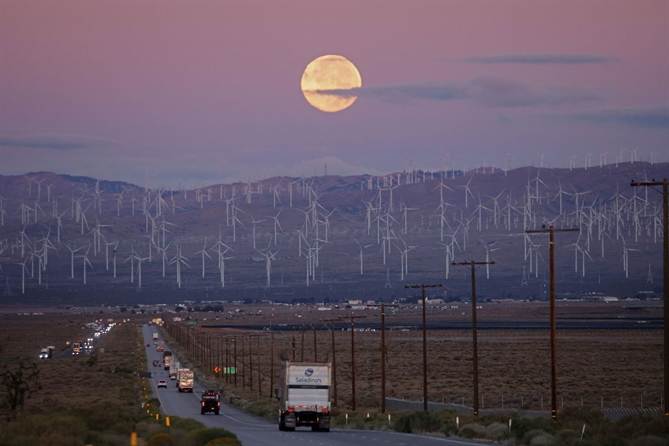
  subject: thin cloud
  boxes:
[469,77,605,108]
[462,53,622,64]
[547,105,669,129]
[318,76,603,108]
[0,134,115,151]
[320,82,468,102]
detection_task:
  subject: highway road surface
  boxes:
[141,325,487,446]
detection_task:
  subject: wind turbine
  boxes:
[354,239,374,275]
[193,240,212,278]
[258,244,278,289]
[271,208,283,245]
[77,245,93,284]
[248,213,266,249]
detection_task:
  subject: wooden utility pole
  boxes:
[526,225,579,420]
[233,336,238,387]
[313,326,318,361]
[631,178,668,417]
[337,315,366,410]
[380,303,399,413]
[452,260,494,416]
[270,331,274,398]
[321,319,339,407]
[405,283,442,410]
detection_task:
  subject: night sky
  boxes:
[1,1,667,187]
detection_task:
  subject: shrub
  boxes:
[205,439,242,446]
[393,410,442,433]
[147,433,177,446]
[513,417,556,441]
[529,433,557,446]
[190,427,239,446]
[459,423,486,439]
[629,436,668,446]
[522,429,551,445]
[166,416,206,432]
[485,422,508,440]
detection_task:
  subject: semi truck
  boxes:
[276,361,331,432]
[152,332,159,341]
[164,355,173,371]
[169,360,180,380]
[72,340,83,355]
[177,368,194,392]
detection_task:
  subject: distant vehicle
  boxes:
[152,332,159,341]
[72,340,83,355]
[169,360,180,380]
[201,390,221,415]
[277,361,331,432]
[39,347,53,359]
[157,380,167,388]
[177,368,194,392]
[156,341,164,352]
[164,355,173,371]
[146,343,150,347]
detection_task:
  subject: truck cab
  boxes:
[200,390,221,415]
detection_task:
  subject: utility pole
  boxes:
[405,283,443,410]
[380,303,399,413]
[270,331,274,398]
[321,319,339,407]
[526,225,579,420]
[233,336,238,387]
[631,178,668,417]
[337,315,367,410]
[452,260,495,416]
[313,325,318,361]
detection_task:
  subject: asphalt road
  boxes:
[141,325,488,446]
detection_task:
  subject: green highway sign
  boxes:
[223,367,236,374]
[187,321,197,325]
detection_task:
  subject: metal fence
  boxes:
[385,398,661,422]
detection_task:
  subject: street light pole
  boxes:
[405,283,443,411]
[527,225,579,420]
[452,260,494,416]
[631,178,668,417]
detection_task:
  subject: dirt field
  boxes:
[165,301,663,411]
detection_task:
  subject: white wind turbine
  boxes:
[479,238,499,279]
[354,239,374,275]
[77,245,93,284]
[257,244,278,289]
[19,258,30,294]
[194,240,213,278]
[66,244,86,278]
[248,213,266,249]
[271,208,283,245]
[170,244,190,288]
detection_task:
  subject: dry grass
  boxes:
[169,320,663,411]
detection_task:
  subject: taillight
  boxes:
[201,402,205,406]
[288,407,294,413]
[217,402,220,406]
[322,409,329,414]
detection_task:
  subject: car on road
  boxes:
[146,343,150,347]
[157,380,167,388]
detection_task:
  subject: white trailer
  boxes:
[276,361,331,432]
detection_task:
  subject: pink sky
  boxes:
[1,1,667,186]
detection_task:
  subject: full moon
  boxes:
[301,55,362,113]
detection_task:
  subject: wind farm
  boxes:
[0,160,665,307]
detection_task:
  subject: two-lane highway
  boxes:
[142,325,486,446]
